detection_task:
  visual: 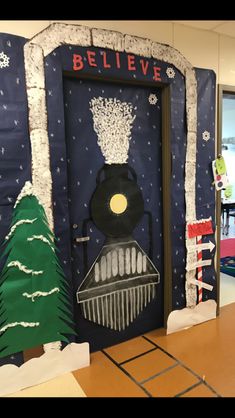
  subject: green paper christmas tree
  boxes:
[0,182,75,358]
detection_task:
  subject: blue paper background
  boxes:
[0,36,216,364]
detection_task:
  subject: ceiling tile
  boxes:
[213,21,235,37]
[172,21,226,30]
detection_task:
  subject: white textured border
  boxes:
[124,34,153,58]
[23,23,198,308]
[92,28,124,51]
[29,23,91,57]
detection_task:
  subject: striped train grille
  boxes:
[80,283,156,331]
[77,239,160,331]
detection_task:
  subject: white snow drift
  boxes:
[167,299,217,334]
[0,342,89,397]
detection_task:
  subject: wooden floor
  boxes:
[72,303,235,397]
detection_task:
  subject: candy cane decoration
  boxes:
[187,217,214,305]
[197,235,203,303]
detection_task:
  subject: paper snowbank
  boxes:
[167,299,217,335]
[0,342,90,397]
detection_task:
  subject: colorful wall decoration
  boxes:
[0,23,216,366]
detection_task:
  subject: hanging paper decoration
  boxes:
[148,94,158,105]
[0,182,75,358]
[212,156,229,191]
[224,184,233,199]
[0,51,10,69]
[202,130,210,142]
[76,97,160,331]
[187,217,213,239]
[166,67,175,79]
[187,217,214,303]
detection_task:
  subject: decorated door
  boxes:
[63,76,164,351]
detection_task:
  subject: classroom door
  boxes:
[63,76,164,352]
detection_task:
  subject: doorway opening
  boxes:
[218,85,235,309]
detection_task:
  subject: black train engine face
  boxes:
[76,164,160,331]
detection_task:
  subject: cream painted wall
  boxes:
[1,19,235,86]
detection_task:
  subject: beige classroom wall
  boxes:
[1,20,235,85]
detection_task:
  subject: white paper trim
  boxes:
[14,181,34,208]
[188,279,213,291]
[188,216,212,225]
[7,261,43,275]
[22,288,60,302]
[0,342,90,397]
[27,235,55,252]
[6,218,37,240]
[186,259,212,271]
[0,321,40,333]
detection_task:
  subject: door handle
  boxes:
[74,236,90,243]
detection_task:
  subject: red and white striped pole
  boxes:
[197,235,203,303]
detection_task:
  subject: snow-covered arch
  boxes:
[23,22,198,309]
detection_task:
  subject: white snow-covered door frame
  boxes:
[23,22,198,309]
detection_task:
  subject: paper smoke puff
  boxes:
[89,97,136,164]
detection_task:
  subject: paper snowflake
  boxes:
[166,67,175,79]
[202,130,210,141]
[0,52,10,69]
[148,94,158,105]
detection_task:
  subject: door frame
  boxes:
[63,70,172,328]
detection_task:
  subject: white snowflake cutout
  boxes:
[0,52,10,69]
[202,130,210,141]
[166,67,175,79]
[148,94,158,105]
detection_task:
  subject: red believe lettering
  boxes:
[72,51,161,82]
